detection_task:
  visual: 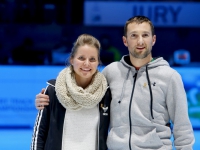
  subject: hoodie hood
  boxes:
[120,55,170,71]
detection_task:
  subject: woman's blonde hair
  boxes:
[68,34,101,64]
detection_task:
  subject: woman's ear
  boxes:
[70,58,73,65]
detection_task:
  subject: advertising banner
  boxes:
[0,66,199,129]
[84,1,200,27]
[0,66,64,128]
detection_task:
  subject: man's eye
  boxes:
[131,34,136,38]
[143,34,149,37]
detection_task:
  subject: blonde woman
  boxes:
[31,34,111,150]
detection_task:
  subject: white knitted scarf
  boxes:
[55,66,107,111]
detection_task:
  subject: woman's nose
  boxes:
[84,59,90,66]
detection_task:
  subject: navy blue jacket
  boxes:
[31,79,111,150]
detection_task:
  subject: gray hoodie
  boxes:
[102,55,195,150]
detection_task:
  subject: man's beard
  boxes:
[130,48,151,59]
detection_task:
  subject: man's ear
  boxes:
[152,35,156,46]
[122,36,128,47]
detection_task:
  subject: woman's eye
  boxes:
[78,56,85,60]
[90,58,96,62]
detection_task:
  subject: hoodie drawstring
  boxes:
[146,65,154,119]
[118,68,131,103]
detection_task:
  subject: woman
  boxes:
[31,34,111,150]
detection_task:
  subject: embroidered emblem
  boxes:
[101,104,108,116]
[102,106,108,113]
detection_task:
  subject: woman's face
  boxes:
[70,44,99,83]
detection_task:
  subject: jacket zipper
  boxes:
[129,72,137,150]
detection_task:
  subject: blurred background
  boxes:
[0,0,200,149]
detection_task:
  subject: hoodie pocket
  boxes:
[107,125,166,150]
[107,126,129,150]
[131,125,165,149]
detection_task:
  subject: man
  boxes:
[35,16,195,149]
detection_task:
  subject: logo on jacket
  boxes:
[143,82,156,87]
[101,104,108,116]
[143,83,147,87]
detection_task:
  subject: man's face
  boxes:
[122,22,156,59]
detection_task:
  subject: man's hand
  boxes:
[35,88,49,110]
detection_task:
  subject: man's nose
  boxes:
[138,36,144,45]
